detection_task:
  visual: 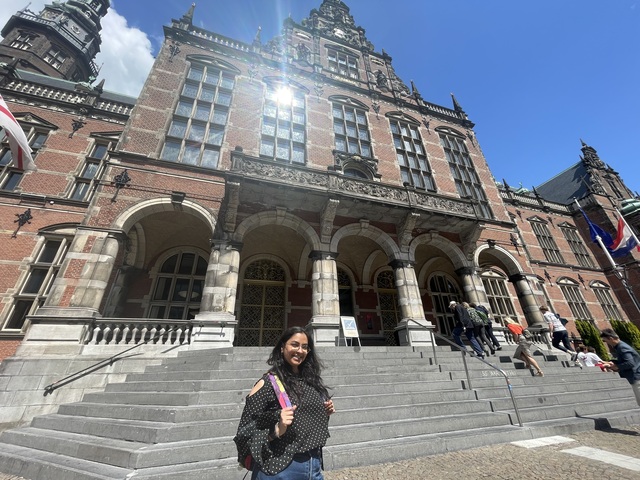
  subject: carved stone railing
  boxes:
[187,27,251,52]
[230,153,477,218]
[83,320,192,346]
[499,188,571,214]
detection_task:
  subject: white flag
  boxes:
[0,94,37,172]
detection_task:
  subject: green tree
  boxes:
[611,319,640,353]
[575,319,610,361]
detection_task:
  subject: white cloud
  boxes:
[1,1,153,98]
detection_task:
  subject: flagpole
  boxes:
[575,200,640,314]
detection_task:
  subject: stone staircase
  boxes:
[0,345,639,479]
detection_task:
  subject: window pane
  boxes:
[23,269,48,294]
[212,109,228,125]
[2,172,23,191]
[176,100,193,116]
[221,75,235,89]
[200,87,215,102]
[6,300,32,329]
[262,119,276,136]
[260,138,274,156]
[207,127,224,146]
[182,83,198,98]
[292,144,305,164]
[201,148,219,169]
[204,70,219,85]
[169,120,188,138]
[216,92,231,106]
[31,132,48,149]
[81,162,99,179]
[276,141,290,160]
[71,182,90,200]
[194,104,210,121]
[292,127,304,142]
[183,144,200,165]
[38,240,62,263]
[161,255,178,273]
[187,66,203,81]
[154,277,172,300]
[172,278,191,301]
[161,141,181,161]
[179,253,196,274]
[187,124,206,142]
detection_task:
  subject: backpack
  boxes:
[475,308,490,326]
[467,307,484,327]
[237,373,291,471]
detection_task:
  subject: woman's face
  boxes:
[282,332,310,373]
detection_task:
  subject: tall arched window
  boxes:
[428,273,461,335]
[237,259,286,346]
[148,252,207,320]
[376,270,399,346]
[480,269,517,326]
[591,281,623,321]
[558,277,593,320]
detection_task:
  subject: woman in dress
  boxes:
[235,326,336,479]
[506,319,544,376]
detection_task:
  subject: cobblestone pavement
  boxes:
[1,426,639,479]
[325,426,640,480]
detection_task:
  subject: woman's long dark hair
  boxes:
[267,326,330,401]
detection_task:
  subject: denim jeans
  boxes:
[552,330,574,354]
[252,451,324,480]
[464,328,485,357]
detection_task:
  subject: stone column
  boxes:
[510,273,546,327]
[307,250,341,346]
[390,259,434,346]
[455,266,482,305]
[20,229,123,355]
[192,241,241,349]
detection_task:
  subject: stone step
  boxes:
[33,413,239,442]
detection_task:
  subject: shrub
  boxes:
[611,319,640,353]
[575,319,610,361]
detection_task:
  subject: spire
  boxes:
[182,3,196,26]
[253,26,262,46]
[451,93,464,113]
[580,140,605,170]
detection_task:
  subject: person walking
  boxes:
[600,328,640,406]
[449,301,485,358]
[469,303,496,355]
[505,319,544,376]
[475,303,501,351]
[234,326,336,479]
[540,306,577,361]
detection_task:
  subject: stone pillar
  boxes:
[455,266,482,305]
[509,273,546,327]
[307,250,341,346]
[192,241,241,349]
[390,259,434,346]
[20,229,123,355]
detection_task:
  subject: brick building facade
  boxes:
[1,0,639,368]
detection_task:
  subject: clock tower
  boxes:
[0,0,110,82]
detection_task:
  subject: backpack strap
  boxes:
[268,373,292,408]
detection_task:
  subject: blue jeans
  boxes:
[252,451,323,480]
[552,330,574,354]
[465,327,485,357]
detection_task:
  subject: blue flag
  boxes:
[579,207,613,249]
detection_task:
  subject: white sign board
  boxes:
[339,316,361,346]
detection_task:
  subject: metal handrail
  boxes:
[406,319,524,427]
[43,324,188,396]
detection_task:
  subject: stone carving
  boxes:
[295,43,311,64]
[237,159,329,187]
[333,150,378,176]
[374,69,388,90]
[414,192,475,216]
[335,178,408,202]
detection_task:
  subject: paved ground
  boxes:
[325,425,640,480]
[1,425,639,479]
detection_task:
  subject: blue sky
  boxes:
[3,1,639,195]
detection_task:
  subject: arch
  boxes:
[234,210,321,251]
[475,243,525,277]
[112,198,216,234]
[328,95,369,111]
[385,111,421,125]
[185,54,241,74]
[409,233,468,270]
[330,223,400,259]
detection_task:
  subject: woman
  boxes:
[506,319,544,376]
[235,326,336,479]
